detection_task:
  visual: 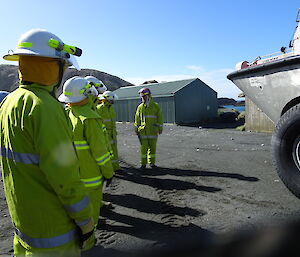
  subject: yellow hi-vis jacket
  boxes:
[65,104,114,187]
[134,98,163,138]
[88,98,113,159]
[0,83,93,249]
[96,102,117,142]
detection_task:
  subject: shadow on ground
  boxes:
[83,217,300,257]
[122,167,259,182]
[115,168,222,193]
[100,210,212,242]
[104,193,204,217]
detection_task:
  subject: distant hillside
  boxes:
[218,97,245,106]
[0,64,133,93]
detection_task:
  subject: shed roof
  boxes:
[113,78,198,100]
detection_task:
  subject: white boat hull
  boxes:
[227,55,300,123]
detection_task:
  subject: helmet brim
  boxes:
[3,50,81,71]
[3,54,19,61]
[58,94,86,103]
[3,48,61,61]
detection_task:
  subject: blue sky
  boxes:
[0,0,299,99]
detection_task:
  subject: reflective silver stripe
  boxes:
[64,196,89,213]
[74,143,90,149]
[96,152,111,166]
[81,176,104,187]
[140,135,158,139]
[147,135,158,139]
[83,178,102,185]
[76,218,92,227]
[74,141,90,150]
[0,147,39,165]
[15,227,76,248]
[145,115,157,118]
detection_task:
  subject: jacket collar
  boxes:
[19,83,55,93]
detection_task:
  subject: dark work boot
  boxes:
[150,164,158,170]
[140,164,146,170]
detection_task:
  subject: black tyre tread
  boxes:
[271,103,300,199]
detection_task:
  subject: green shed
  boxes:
[113,78,218,124]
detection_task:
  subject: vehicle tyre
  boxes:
[271,103,300,199]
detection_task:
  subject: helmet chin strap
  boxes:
[142,95,150,103]
[51,59,65,98]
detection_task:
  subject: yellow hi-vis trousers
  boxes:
[108,131,120,171]
[13,234,81,257]
[87,186,103,227]
[140,137,158,165]
[111,140,120,171]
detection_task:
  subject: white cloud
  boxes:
[124,66,242,99]
[186,65,204,72]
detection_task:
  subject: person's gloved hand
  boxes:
[105,177,113,187]
[78,218,96,251]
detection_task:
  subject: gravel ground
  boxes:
[1,122,300,256]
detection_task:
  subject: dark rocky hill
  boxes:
[218,97,237,106]
[0,64,133,93]
[218,97,245,106]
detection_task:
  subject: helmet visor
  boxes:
[67,55,80,70]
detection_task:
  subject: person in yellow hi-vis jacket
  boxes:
[84,77,115,210]
[84,76,113,160]
[0,29,94,257]
[58,76,114,229]
[134,87,163,169]
[97,91,121,172]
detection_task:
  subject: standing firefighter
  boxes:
[0,29,94,256]
[84,76,112,160]
[134,87,163,169]
[84,77,115,209]
[98,91,121,172]
[58,76,114,228]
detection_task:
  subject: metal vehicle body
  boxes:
[227,9,300,199]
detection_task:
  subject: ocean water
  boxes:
[222,105,245,112]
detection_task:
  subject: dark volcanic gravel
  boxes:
[1,123,299,257]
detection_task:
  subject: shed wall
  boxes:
[174,80,218,124]
[114,98,140,122]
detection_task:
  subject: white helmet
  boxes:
[84,75,107,94]
[58,76,98,103]
[3,29,81,70]
[99,91,119,101]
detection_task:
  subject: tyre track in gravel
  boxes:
[118,158,198,229]
[115,158,213,249]
[95,173,121,247]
